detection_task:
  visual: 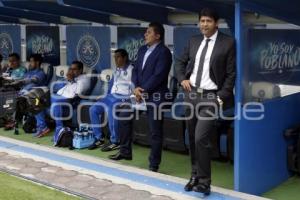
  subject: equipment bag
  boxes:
[17,87,50,115]
[22,115,37,133]
[54,127,74,149]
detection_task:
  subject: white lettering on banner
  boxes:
[124,38,144,61]
[260,42,300,73]
[31,35,54,55]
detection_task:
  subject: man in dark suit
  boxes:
[175,8,236,195]
[109,22,172,172]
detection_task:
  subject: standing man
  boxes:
[175,8,236,195]
[109,22,172,173]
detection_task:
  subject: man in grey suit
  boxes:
[175,8,236,195]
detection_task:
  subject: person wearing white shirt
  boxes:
[88,49,133,152]
[52,61,90,137]
[175,8,236,195]
[56,72,90,98]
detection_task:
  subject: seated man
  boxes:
[20,54,48,136]
[32,61,90,138]
[88,49,133,151]
[3,53,26,80]
[3,54,47,131]
[51,61,90,139]
[20,54,47,93]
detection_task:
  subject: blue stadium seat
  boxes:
[133,76,188,152]
[49,65,69,93]
[162,86,187,152]
[77,68,113,124]
[249,81,281,102]
[71,65,98,127]
[40,63,53,86]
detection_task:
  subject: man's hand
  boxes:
[181,80,192,92]
[134,87,144,102]
[66,70,74,81]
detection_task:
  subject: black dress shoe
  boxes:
[108,152,132,160]
[184,177,198,192]
[192,183,211,195]
[149,167,158,172]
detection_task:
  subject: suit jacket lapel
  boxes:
[210,32,222,67]
[187,36,202,75]
[191,36,203,58]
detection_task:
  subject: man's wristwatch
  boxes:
[217,96,223,106]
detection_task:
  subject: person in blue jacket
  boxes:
[88,49,133,152]
[109,22,172,173]
[21,54,48,137]
[5,54,47,132]
[20,54,47,93]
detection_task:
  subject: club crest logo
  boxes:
[77,35,100,68]
[0,33,14,59]
[60,70,64,77]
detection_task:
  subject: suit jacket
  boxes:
[132,42,172,104]
[174,31,236,109]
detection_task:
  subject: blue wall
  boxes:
[235,93,300,194]
[0,25,21,60]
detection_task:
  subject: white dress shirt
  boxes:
[57,74,90,98]
[142,42,160,69]
[190,30,218,90]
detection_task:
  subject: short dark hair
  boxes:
[29,54,43,65]
[114,49,129,62]
[148,22,165,41]
[0,54,2,62]
[9,53,20,60]
[71,60,84,72]
[199,7,220,22]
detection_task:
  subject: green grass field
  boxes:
[0,172,79,200]
[263,176,300,200]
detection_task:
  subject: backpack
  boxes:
[54,127,74,149]
[22,115,37,133]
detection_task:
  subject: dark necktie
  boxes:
[195,39,210,87]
